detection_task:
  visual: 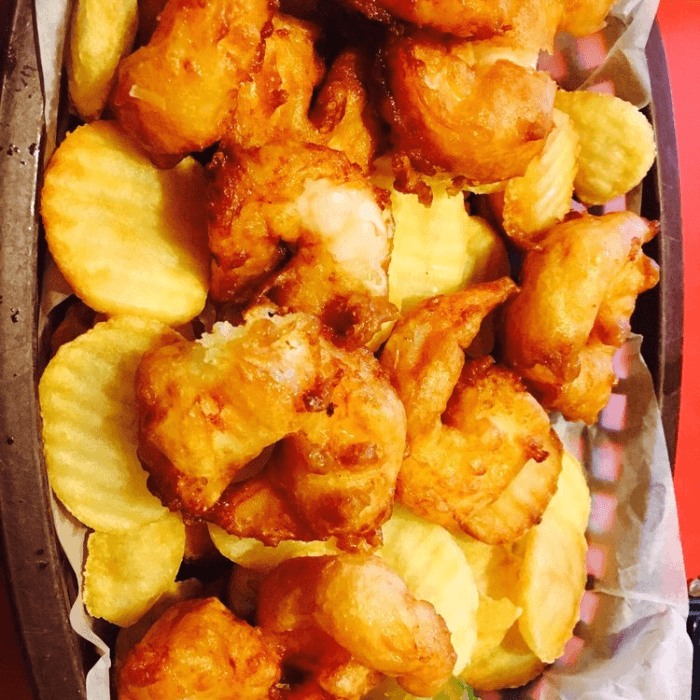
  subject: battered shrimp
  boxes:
[502,212,660,423]
[117,597,281,700]
[207,141,396,348]
[381,281,563,543]
[112,0,274,167]
[377,29,556,187]
[136,311,406,550]
[258,555,457,698]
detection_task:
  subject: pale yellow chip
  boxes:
[473,595,522,660]
[208,525,340,570]
[380,507,479,675]
[559,0,615,37]
[516,514,587,663]
[40,316,177,532]
[67,0,138,120]
[460,625,546,692]
[41,121,209,325]
[555,89,656,205]
[212,506,479,675]
[503,109,579,247]
[545,451,591,534]
[83,512,186,627]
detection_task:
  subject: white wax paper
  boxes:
[33,0,692,698]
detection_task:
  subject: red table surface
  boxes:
[0,3,698,698]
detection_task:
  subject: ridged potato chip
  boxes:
[459,626,545,691]
[372,158,509,313]
[67,0,138,120]
[503,109,579,247]
[39,316,177,532]
[545,450,591,534]
[516,513,587,663]
[41,121,209,325]
[555,89,656,205]
[211,506,479,674]
[83,512,186,626]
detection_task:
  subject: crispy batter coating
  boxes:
[502,212,660,423]
[258,555,456,697]
[207,141,395,348]
[112,0,274,167]
[225,13,325,150]
[338,0,513,39]
[381,281,563,543]
[559,0,616,37]
[118,597,281,700]
[378,29,556,186]
[137,312,406,549]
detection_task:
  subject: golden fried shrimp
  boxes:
[112,0,273,167]
[137,311,406,549]
[117,597,281,700]
[207,141,396,348]
[258,555,457,698]
[225,13,325,150]
[309,48,383,173]
[339,0,513,39]
[377,29,556,187]
[207,341,406,550]
[501,212,659,423]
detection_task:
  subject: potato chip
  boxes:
[545,450,591,534]
[39,316,177,532]
[516,514,587,663]
[380,507,479,674]
[208,525,340,570]
[554,89,656,205]
[372,158,510,313]
[503,109,579,247]
[83,512,186,627]
[459,626,546,691]
[67,0,138,120]
[41,121,209,325]
[472,595,522,660]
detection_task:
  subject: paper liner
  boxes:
[33,1,692,698]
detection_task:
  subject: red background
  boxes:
[0,1,697,697]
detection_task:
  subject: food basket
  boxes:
[0,0,687,698]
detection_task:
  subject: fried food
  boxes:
[39,316,176,532]
[371,156,510,315]
[67,0,138,120]
[258,554,457,697]
[225,14,325,150]
[118,597,281,700]
[502,108,580,248]
[555,89,656,205]
[502,212,659,423]
[41,121,209,325]
[111,0,273,167]
[339,0,512,39]
[84,512,185,627]
[378,29,557,186]
[559,0,616,37]
[207,141,395,347]
[137,313,406,550]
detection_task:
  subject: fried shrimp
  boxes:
[112,0,273,167]
[136,312,406,550]
[339,0,513,39]
[207,141,396,348]
[502,212,660,423]
[377,29,557,187]
[117,597,281,700]
[381,280,563,543]
[258,554,457,698]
